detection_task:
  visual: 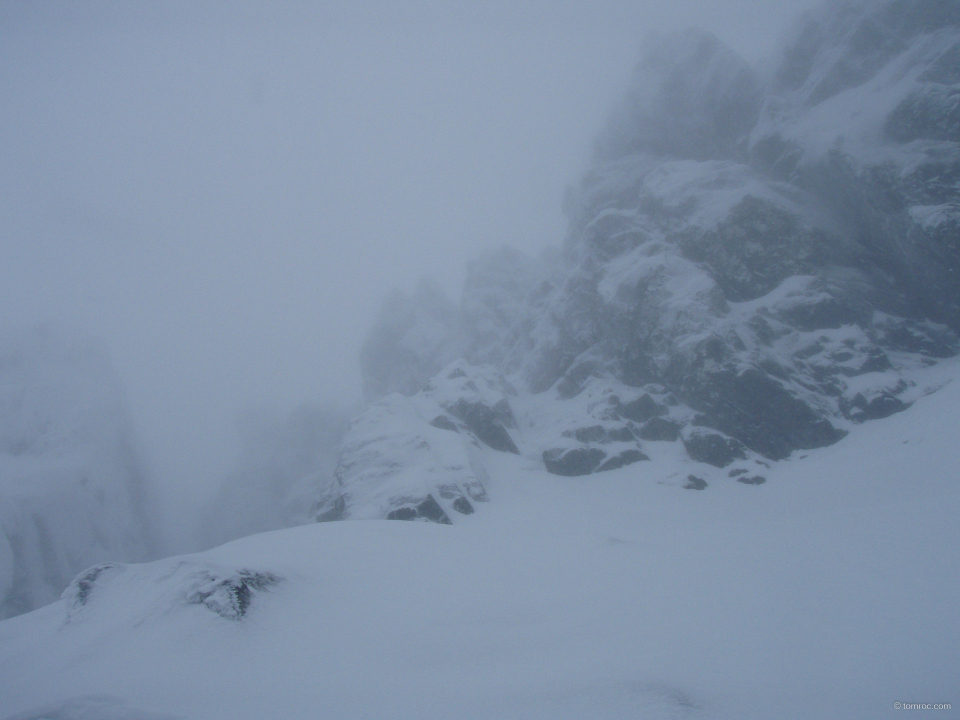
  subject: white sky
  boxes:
[0,0,817,529]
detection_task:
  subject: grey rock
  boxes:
[683,431,748,468]
[683,368,847,460]
[606,425,637,442]
[385,495,452,525]
[684,475,708,490]
[438,484,476,515]
[429,415,459,432]
[841,391,910,422]
[616,394,665,423]
[638,417,681,442]
[573,425,607,443]
[596,449,649,472]
[542,448,607,476]
[187,569,281,620]
[448,398,519,454]
[462,480,489,503]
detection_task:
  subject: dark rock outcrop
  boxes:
[63,560,281,623]
[448,398,519,454]
[638,417,681,441]
[542,448,607,477]
[682,430,748,468]
[385,496,452,525]
[596,449,649,472]
[187,569,282,620]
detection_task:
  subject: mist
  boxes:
[5,1,960,714]
[1,0,817,548]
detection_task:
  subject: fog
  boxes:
[1,0,816,545]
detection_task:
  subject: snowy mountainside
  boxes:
[1,358,957,720]
[0,327,155,619]
[352,0,960,512]
[753,0,960,327]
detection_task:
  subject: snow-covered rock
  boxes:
[522,0,960,462]
[335,0,959,520]
[313,361,512,523]
[61,558,280,624]
[0,327,155,619]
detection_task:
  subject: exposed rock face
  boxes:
[512,1,959,462]
[0,327,156,619]
[319,0,960,522]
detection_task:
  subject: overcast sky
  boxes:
[1,0,817,533]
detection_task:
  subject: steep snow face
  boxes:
[0,327,155,619]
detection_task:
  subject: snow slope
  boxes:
[1,358,957,720]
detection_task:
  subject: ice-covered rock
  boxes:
[0,327,156,619]
[754,0,960,326]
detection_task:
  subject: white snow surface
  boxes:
[1,359,958,720]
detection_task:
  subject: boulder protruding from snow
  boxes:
[62,558,281,623]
